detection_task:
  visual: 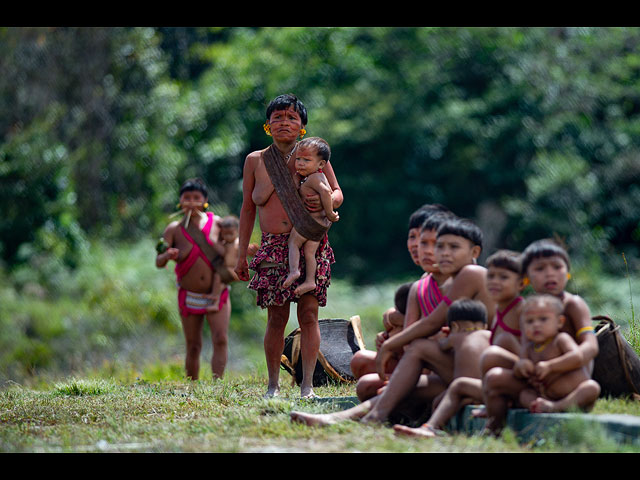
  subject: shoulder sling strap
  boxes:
[261,144,329,242]
[183,216,235,284]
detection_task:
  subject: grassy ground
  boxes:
[2,370,640,453]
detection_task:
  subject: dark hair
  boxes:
[421,211,457,233]
[179,178,208,199]
[266,93,308,125]
[297,137,331,162]
[522,294,564,316]
[437,217,483,250]
[394,282,413,315]
[446,299,488,327]
[220,215,239,230]
[408,204,452,230]
[486,249,523,275]
[521,239,571,274]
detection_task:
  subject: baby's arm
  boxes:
[534,333,582,382]
[308,174,339,222]
[156,222,179,268]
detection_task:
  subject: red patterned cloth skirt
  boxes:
[248,231,334,308]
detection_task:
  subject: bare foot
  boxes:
[290,411,337,426]
[282,271,300,289]
[294,281,316,296]
[301,385,317,399]
[471,406,487,418]
[530,397,556,413]
[393,424,440,438]
[264,385,280,398]
[361,410,386,425]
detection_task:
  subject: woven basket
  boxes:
[281,316,366,387]
[592,315,640,399]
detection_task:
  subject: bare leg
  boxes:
[291,398,379,426]
[264,303,290,397]
[350,349,378,379]
[297,294,321,398]
[362,338,453,424]
[483,366,527,435]
[180,314,205,380]
[529,380,600,413]
[206,295,231,379]
[283,228,306,289]
[294,240,321,296]
[356,373,388,401]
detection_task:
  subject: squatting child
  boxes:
[483,239,599,434]
[394,299,491,438]
[282,137,339,296]
[516,294,600,413]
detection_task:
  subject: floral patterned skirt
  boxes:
[248,231,335,308]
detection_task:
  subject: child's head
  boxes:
[179,178,208,209]
[485,250,525,302]
[446,298,488,332]
[418,212,457,274]
[521,239,571,297]
[407,204,452,266]
[394,282,413,316]
[295,137,330,177]
[520,294,565,344]
[434,217,483,275]
[219,215,239,243]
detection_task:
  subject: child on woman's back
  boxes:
[516,294,600,413]
[283,137,339,296]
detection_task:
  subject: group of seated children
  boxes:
[291,205,600,437]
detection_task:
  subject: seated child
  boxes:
[515,294,600,413]
[282,137,339,296]
[207,215,241,312]
[394,298,491,438]
[483,239,599,434]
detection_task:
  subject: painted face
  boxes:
[407,228,421,266]
[435,234,479,276]
[267,106,304,143]
[418,228,438,274]
[294,147,324,177]
[486,266,523,303]
[220,227,238,243]
[521,304,563,344]
[179,190,207,211]
[526,255,569,296]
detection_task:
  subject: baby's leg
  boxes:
[483,367,528,435]
[206,273,223,312]
[283,228,307,288]
[530,379,601,413]
[294,240,321,296]
[427,377,483,430]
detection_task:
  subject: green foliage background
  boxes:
[1,27,639,382]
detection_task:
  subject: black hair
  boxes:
[394,282,413,315]
[485,249,523,275]
[437,217,483,250]
[521,239,571,274]
[179,178,208,199]
[420,211,457,233]
[297,137,331,162]
[408,204,452,230]
[266,93,308,125]
[220,215,239,230]
[522,294,564,316]
[446,298,488,327]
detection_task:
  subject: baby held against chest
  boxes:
[283,137,339,296]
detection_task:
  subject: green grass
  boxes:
[2,372,640,453]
